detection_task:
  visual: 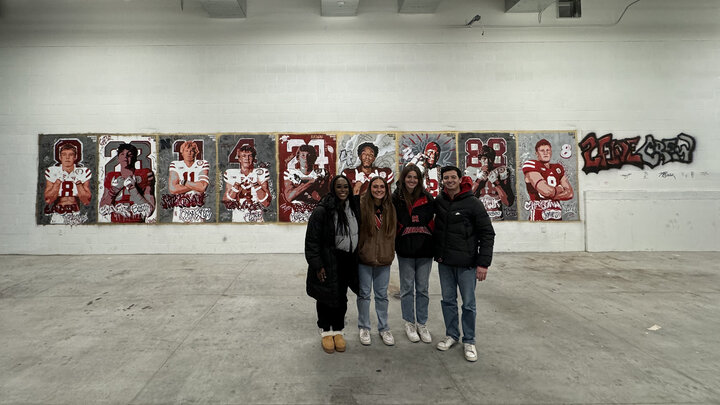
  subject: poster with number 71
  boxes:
[517,131,579,221]
[459,132,518,221]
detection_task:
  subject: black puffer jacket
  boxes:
[434,177,495,268]
[392,188,434,258]
[305,195,360,306]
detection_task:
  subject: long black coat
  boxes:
[433,179,495,268]
[304,196,360,306]
[392,188,435,258]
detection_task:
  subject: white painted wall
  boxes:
[1,0,718,254]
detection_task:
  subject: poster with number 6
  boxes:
[459,132,518,221]
[517,131,579,221]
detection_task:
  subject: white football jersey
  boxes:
[44,165,92,197]
[223,167,270,222]
[170,160,210,223]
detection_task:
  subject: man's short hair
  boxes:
[440,165,462,178]
[238,143,257,160]
[180,141,199,156]
[297,144,318,166]
[59,143,78,156]
[117,143,138,164]
[535,139,552,151]
[357,142,378,158]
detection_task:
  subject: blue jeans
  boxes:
[357,264,391,332]
[397,256,432,325]
[438,263,477,344]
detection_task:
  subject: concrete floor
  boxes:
[1,252,719,405]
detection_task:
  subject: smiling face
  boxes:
[334,177,350,202]
[370,178,386,203]
[404,170,419,193]
[442,170,460,194]
[359,147,376,169]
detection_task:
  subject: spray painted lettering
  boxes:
[579,132,696,174]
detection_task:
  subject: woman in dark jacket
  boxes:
[305,175,360,354]
[392,164,435,344]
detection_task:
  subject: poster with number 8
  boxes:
[459,132,518,221]
[517,131,579,221]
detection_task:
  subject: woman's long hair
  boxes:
[360,176,396,238]
[322,174,358,236]
[398,164,424,206]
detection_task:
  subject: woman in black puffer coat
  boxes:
[305,175,360,354]
[392,164,435,344]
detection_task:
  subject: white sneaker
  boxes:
[404,322,420,343]
[464,343,478,362]
[436,336,457,351]
[417,324,432,343]
[380,330,395,346]
[359,328,371,346]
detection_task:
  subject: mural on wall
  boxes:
[459,132,518,221]
[157,135,217,223]
[278,133,335,223]
[37,135,97,225]
[218,134,277,223]
[579,132,696,174]
[518,132,579,221]
[338,133,397,195]
[398,133,457,198]
[98,135,158,223]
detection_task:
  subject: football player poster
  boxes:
[98,135,158,224]
[157,135,217,224]
[459,132,518,221]
[218,134,277,223]
[518,131,580,221]
[338,133,397,196]
[278,133,336,223]
[398,133,457,198]
[36,135,97,225]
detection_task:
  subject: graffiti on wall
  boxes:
[579,132,696,174]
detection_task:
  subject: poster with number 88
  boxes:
[459,132,518,221]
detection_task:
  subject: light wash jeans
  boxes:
[357,264,391,332]
[397,256,432,325]
[438,263,477,344]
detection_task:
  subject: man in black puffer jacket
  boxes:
[433,165,495,363]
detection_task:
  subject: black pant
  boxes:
[317,249,353,332]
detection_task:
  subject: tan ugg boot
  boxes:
[333,332,346,352]
[321,331,335,354]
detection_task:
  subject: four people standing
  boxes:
[305,162,495,362]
